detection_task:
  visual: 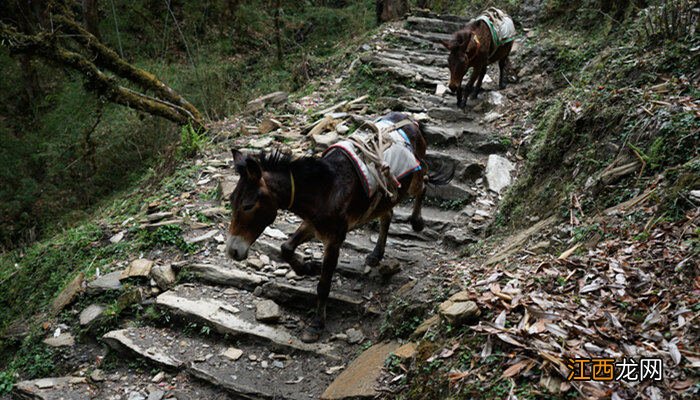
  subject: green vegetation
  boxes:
[0,0,377,251]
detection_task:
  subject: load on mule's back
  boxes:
[225,112,453,342]
[441,7,516,108]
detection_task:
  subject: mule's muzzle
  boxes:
[226,236,250,261]
[448,83,459,93]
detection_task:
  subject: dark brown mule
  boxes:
[226,112,452,342]
[441,18,513,107]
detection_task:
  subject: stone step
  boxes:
[374,50,447,68]
[426,181,476,203]
[368,55,447,83]
[185,263,268,291]
[426,149,486,182]
[103,326,336,400]
[155,285,338,359]
[422,121,492,146]
[405,16,464,34]
[257,281,378,315]
[393,205,458,232]
[14,376,91,400]
[412,10,472,24]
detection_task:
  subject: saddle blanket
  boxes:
[323,118,421,198]
[475,7,515,50]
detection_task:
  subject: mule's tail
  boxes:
[415,120,455,186]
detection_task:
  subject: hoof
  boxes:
[365,253,381,267]
[410,217,425,232]
[301,325,322,343]
[302,261,322,276]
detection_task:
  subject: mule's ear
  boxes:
[232,149,245,164]
[245,157,262,181]
[440,39,453,50]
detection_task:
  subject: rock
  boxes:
[247,258,264,270]
[345,328,365,344]
[79,304,105,326]
[263,227,287,240]
[259,254,271,264]
[378,259,401,277]
[43,333,74,348]
[435,83,448,96]
[487,91,505,106]
[438,300,480,326]
[128,392,146,400]
[428,107,472,122]
[185,229,218,244]
[245,91,288,114]
[412,315,439,337]
[690,190,700,202]
[222,347,244,361]
[312,131,339,149]
[90,369,105,382]
[335,124,349,134]
[146,211,174,222]
[443,228,477,246]
[147,389,165,400]
[87,271,122,293]
[187,263,265,290]
[255,299,282,323]
[273,268,288,277]
[121,259,154,280]
[285,270,299,280]
[150,264,176,289]
[483,111,503,123]
[421,125,461,145]
[530,240,551,254]
[219,178,237,199]
[259,118,282,134]
[151,371,166,383]
[485,154,515,194]
[321,341,399,400]
[426,181,475,202]
[394,342,418,360]
[249,136,274,149]
[109,230,125,243]
[51,273,84,315]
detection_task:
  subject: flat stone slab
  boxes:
[51,273,84,315]
[428,107,474,122]
[43,333,74,348]
[103,329,185,368]
[186,263,267,290]
[321,341,399,399]
[14,376,92,400]
[121,259,154,280]
[79,304,105,326]
[156,288,338,359]
[103,326,334,400]
[87,271,123,293]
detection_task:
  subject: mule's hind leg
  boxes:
[499,56,510,89]
[409,173,426,232]
[365,210,392,267]
[281,222,320,276]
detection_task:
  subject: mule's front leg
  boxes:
[461,68,479,107]
[471,65,488,100]
[455,86,463,108]
[366,211,393,267]
[281,222,320,276]
[301,240,342,343]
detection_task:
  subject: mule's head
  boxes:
[226,150,279,261]
[441,31,476,93]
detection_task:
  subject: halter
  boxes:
[287,171,295,210]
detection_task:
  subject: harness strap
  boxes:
[287,171,295,210]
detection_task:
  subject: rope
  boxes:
[346,118,416,223]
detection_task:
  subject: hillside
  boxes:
[1,1,698,399]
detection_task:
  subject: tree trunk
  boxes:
[274,0,283,65]
[376,0,409,23]
[81,0,101,39]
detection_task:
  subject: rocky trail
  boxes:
[11,12,532,400]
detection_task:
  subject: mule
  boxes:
[441,13,514,108]
[225,112,452,342]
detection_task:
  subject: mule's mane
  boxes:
[236,150,332,181]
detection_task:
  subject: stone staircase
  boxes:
[14,11,521,400]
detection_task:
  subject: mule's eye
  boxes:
[242,203,255,212]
